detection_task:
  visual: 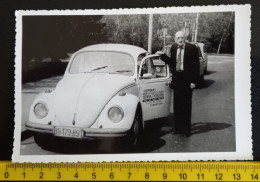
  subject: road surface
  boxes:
[20,55,235,155]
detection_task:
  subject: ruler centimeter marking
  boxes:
[1,161,260,181]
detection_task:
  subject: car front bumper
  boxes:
[25,121,130,139]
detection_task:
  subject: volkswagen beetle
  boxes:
[25,44,172,147]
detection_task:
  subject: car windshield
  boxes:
[69,51,135,76]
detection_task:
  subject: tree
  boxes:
[100,13,198,52]
[100,15,149,49]
[23,15,105,62]
[198,12,234,53]
[22,15,106,82]
[99,12,234,54]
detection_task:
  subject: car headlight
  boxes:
[34,102,49,119]
[108,106,124,123]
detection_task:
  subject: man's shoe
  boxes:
[171,130,180,135]
[184,133,191,138]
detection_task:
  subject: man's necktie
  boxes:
[176,45,184,71]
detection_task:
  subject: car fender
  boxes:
[29,91,55,125]
[96,93,141,130]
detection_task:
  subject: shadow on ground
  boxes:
[21,115,174,155]
[196,79,215,89]
[21,115,233,155]
[191,122,233,136]
[205,70,217,76]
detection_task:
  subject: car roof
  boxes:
[78,44,147,59]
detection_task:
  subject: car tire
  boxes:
[34,134,52,149]
[128,108,143,146]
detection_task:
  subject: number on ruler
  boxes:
[128,172,132,179]
[163,173,167,179]
[251,174,259,180]
[39,172,44,179]
[4,172,9,178]
[179,173,187,180]
[145,172,149,179]
[74,172,78,178]
[57,172,61,179]
[22,172,25,178]
[110,172,114,179]
[233,173,241,180]
[215,173,223,180]
[92,172,96,179]
[197,173,204,180]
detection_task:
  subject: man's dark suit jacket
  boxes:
[161,42,200,88]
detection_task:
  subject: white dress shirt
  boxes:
[176,44,185,71]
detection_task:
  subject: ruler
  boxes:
[0,161,260,181]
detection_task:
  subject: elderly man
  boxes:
[159,31,200,137]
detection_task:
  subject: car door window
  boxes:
[153,58,167,78]
[140,57,167,79]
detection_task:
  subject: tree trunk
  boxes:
[217,34,224,54]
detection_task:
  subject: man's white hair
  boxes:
[175,31,185,38]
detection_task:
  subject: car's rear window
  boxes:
[69,51,135,76]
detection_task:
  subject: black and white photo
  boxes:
[13,5,252,162]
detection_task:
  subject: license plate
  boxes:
[54,126,83,139]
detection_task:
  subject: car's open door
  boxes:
[137,54,172,121]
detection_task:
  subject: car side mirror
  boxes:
[142,73,153,79]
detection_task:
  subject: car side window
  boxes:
[140,57,167,79]
[152,57,167,78]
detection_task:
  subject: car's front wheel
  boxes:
[128,108,143,146]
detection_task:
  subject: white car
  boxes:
[191,42,208,76]
[26,44,172,148]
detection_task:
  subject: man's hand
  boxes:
[190,83,196,89]
[155,51,164,55]
[156,51,170,63]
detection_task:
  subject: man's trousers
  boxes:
[173,72,193,135]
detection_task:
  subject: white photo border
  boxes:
[13,4,252,162]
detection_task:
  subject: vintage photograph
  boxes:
[13,5,252,162]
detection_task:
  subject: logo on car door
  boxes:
[143,88,165,107]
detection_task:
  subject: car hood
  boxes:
[53,74,135,128]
